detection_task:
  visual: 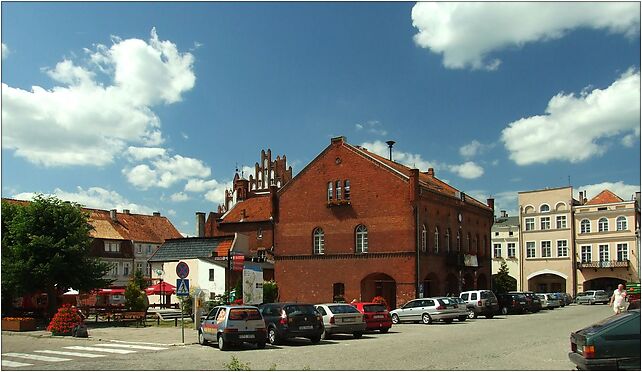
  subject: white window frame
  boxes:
[525,218,535,231]
[356,225,368,254]
[598,244,609,262]
[344,180,351,200]
[136,262,143,273]
[556,215,567,229]
[526,241,536,258]
[507,243,516,258]
[123,263,130,277]
[541,241,552,258]
[556,240,568,257]
[313,228,325,255]
[581,245,592,263]
[539,204,550,213]
[540,217,551,230]
[136,244,142,254]
[493,243,502,258]
[110,263,119,276]
[335,180,342,200]
[580,219,591,234]
[327,182,333,202]
[616,216,627,231]
[617,243,629,261]
[598,218,609,232]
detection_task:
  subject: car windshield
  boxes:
[451,298,464,304]
[329,305,361,314]
[438,298,454,306]
[480,291,495,299]
[228,308,262,320]
[363,304,387,313]
[284,305,318,316]
[576,292,586,297]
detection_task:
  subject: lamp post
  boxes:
[155,269,164,309]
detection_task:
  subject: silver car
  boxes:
[315,303,366,339]
[575,290,610,305]
[536,293,560,310]
[390,297,461,325]
[450,297,471,322]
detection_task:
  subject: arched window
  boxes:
[335,180,342,200]
[445,229,451,253]
[434,227,439,254]
[344,180,351,200]
[540,204,550,213]
[598,218,609,232]
[580,219,591,234]
[327,182,333,202]
[313,228,325,255]
[456,231,461,252]
[616,216,628,231]
[356,225,368,253]
[421,225,427,252]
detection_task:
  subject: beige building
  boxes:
[491,212,520,289]
[574,190,640,293]
[518,187,575,294]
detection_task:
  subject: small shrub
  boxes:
[222,356,251,371]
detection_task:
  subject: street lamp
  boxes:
[155,269,164,309]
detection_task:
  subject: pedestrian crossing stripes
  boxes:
[34,350,106,358]
[63,346,136,354]
[2,353,71,362]
[94,343,167,351]
[2,360,33,368]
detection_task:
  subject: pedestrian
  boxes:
[608,284,628,314]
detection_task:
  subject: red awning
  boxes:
[145,281,176,295]
[96,288,126,295]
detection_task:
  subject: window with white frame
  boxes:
[493,243,502,258]
[421,225,427,252]
[356,225,368,253]
[541,241,552,258]
[540,204,550,213]
[540,217,551,230]
[598,218,609,232]
[146,244,152,254]
[507,243,516,258]
[104,241,121,252]
[136,262,143,273]
[598,244,609,262]
[526,242,536,258]
[335,180,342,200]
[556,215,567,229]
[313,228,325,255]
[525,218,535,231]
[136,244,142,254]
[123,263,130,277]
[110,263,119,276]
[617,243,628,261]
[557,240,568,257]
[581,246,592,263]
[580,219,591,234]
[434,227,439,254]
[327,182,333,202]
[344,180,351,200]
[616,216,627,231]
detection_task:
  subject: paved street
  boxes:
[1,304,614,370]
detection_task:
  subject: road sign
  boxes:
[176,261,190,279]
[176,279,190,296]
[232,255,245,272]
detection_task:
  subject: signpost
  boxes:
[175,261,190,344]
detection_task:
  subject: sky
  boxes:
[2,2,640,236]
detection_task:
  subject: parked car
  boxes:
[561,293,574,306]
[258,303,324,345]
[576,290,610,305]
[496,293,529,315]
[509,291,542,313]
[552,293,566,307]
[568,309,640,370]
[350,302,392,333]
[459,290,499,319]
[390,297,461,324]
[316,303,366,339]
[198,305,267,350]
[450,297,472,321]
[536,293,560,310]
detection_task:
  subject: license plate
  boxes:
[299,325,313,330]
[239,334,253,339]
[342,318,353,323]
[520,302,526,304]
[374,315,384,319]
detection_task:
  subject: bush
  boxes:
[263,280,279,303]
[47,305,83,335]
[124,280,147,311]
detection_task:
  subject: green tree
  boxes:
[492,261,517,294]
[124,280,148,312]
[263,280,279,303]
[131,269,148,291]
[1,195,113,318]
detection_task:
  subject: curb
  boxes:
[2,331,197,346]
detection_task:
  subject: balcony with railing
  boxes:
[576,260,630,269]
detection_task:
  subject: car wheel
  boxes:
[218,335,228,351]
[353,332,362,339]
[198,331,208,346]
[268,327,281,345]
[256,341,266,349]
[468,309,477,319]
[458,316,467,322]
[501,307,508,315]
[421,313,432,325]
[485,314,494,319]
[380,328,389,333]
[391,314,400,324]
[309,335,321,344]
[548,307,554,310]
[444,318,453,324]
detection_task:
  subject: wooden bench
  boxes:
[150,309,185,326]
[113,311,147,327]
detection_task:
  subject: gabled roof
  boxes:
[585,190,624,205]
[220,195,272,224]
[148,237,234,262]
[492,216,519,229]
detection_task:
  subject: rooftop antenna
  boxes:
[386,140,396,161]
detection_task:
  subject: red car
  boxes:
[350,302,392,333]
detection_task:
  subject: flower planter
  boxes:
[2,318,36,332]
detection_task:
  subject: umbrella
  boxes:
[145,281,176,295]
[63,288,79,295]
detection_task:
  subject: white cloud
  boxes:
[459,140,494,158]
[469,189,518,217]
[166,209,177,216]
[448,161,484,179]
[411,2,639,70]
[126,146,167,161]
[501,70,640,165]
[360,140,438,171]
[355,120,388,136]
[123,153,211,189]
[1,28,195,167]
[181,132,189,140]
[204,183,231,205]
[185,179,223,193]
[12,186,155,214]
[2,43,10,60]
[170,192,190,202]
[575,182,640,202]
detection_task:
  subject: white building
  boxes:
[491,212,520,289]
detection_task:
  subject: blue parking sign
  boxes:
[177,278,189,297]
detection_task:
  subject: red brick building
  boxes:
[274,136,495,309]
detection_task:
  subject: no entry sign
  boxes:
[176,261,190,279]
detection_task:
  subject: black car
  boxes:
[496,293,529,315]
[258,303,324,345]
[509,291,542,313]
[569,309,640,370]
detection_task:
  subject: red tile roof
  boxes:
[214,239,234,256]
[585,190,624,205]
[221,195,272,223]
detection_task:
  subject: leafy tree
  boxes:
[492,261,517,294]
[1,195,113,318]
[124,280,148,312]
[131,269,148,291]
[263,280,279,303]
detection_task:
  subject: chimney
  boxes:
[152,211,160,217]
[501,210,507,218]
[196,212,206,237]
[427,168,434,177]
[579,191,584,205]
[583,190,587,204]
[330,136,346,144]
[487,198,495,211]
[386,140,396,161]
[110,209,117,221]
[123,209,130,215]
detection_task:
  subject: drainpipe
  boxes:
[518,205,524,291]
[570,196,577,297]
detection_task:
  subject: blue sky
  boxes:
[2,2,640,236]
